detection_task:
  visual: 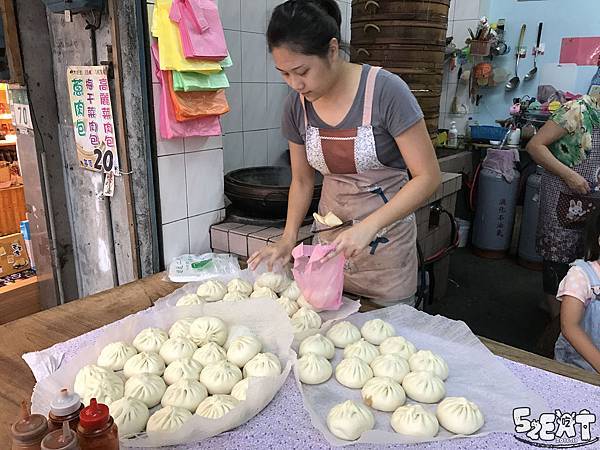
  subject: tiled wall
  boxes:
[147,0,352,265]
[220,0,352,174]
[439,0,482,133]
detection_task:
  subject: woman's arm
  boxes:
[248,141,314,270]
[526,121,590,194]
[324,119,441,260]
[560,296,600,372]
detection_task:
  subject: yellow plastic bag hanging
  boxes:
[152,0,222,73]
[167,72,230,121]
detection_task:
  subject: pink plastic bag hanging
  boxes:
[170,0,228,61]
[151,42,222,139]
[291,243,345,311]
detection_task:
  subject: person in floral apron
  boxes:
[526,94,600,318]
[248,0,441,307]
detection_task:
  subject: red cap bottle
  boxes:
[76,399,119,450]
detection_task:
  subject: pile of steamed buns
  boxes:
[176,273,323,333]
[297,319,485,441]
[72,315,282,437]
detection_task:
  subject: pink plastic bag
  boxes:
[170,0,228,60]
[151,42,222,139]
[291,243,345,311]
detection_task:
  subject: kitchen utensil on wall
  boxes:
[506,24,527,91]
[525,22,543,81]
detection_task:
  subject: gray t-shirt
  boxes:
[281,64,424,170]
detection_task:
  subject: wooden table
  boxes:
[0,273,597,447]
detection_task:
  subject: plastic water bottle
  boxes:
[448,121,459,148]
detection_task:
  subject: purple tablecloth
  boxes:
[143,358,599,450]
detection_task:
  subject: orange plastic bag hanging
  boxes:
[167,72,229,121]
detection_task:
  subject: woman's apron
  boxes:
[301,66,418,304]
[537,127,600,263]
[554,260,600,373]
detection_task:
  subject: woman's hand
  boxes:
[563,169,590,194]
[248,237,296,271]
[320,222,379,262]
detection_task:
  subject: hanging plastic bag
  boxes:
[168,72,229,121]
[152,43,222,138]
[170,0,229,61]
[291,243,345,311]
[172,69,230,92]
[152,0,231,72]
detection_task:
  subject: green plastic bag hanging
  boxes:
[173,70,230,92]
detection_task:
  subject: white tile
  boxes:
[444,82,471,116]
[185,149,225,216]
[219,0,241,30]
[153,84,185,156]
[221,83,243,133]
[158,154,187,223]
[162,219,189,266]
[185,135,223,153]
[446,18,454,38]
[447,0,456,22]
[241,0,266,33]
[242,83,267,131]
[454,0,480,21]
[223,132,244,173]
[440,82,449,115]
[438,113,446,131]
[224,30,242,82]
[267,128,289,166]
[189,210,226,254]
[241,32,267,82]
[243,130,268,167]
[266,83,289,129]
[346,3,352,44]
[452,19,479,50]
[443,61,462,85]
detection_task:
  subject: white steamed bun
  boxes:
[222,291,249,302]
[326,321,361,348]
[299,334,335,359]
[361,376,406,412]
[132,328,168,353]
[159,337,197,365]
[192,342,227,367]
[163,358,203,385]
[327,400,374,441]
[255,272,291,293]
[195,394,239,419]
[196,280,227,301]
[370,354,410,383]
[243,352,282,378]
[74,365,116,397]
[168,318,195,339]
[280,280,301,301]
[409,350,449,380]
[361,319,395,345]
[379,336,417,359]
[227,335,262,367]
[123,352,165,378]
[97,342,137,371]
[436,397,484,435]
[200,360,242,394]
[250,286,278,300]
[343,338,379,364]
[276,296,300,317]
[80,374,124,406]
[335,357,373,389]
[189,316,228,347]
[231,378,250,401]
[391,404,439,437]
[124,373,166,408]
[176,293,204,306]
[110,397,149,437]
[402,371,445,403]
[227,278,253,296]
[298,353,332,384]
[161,379,208,412]
[146,406,192,433]
[291,307,322,333]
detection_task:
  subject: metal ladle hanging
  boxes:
[506,24,527,91]
[525,23,543,81]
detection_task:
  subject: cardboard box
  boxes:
[0,233,30,277]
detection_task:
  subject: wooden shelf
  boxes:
[0,276,40,325]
